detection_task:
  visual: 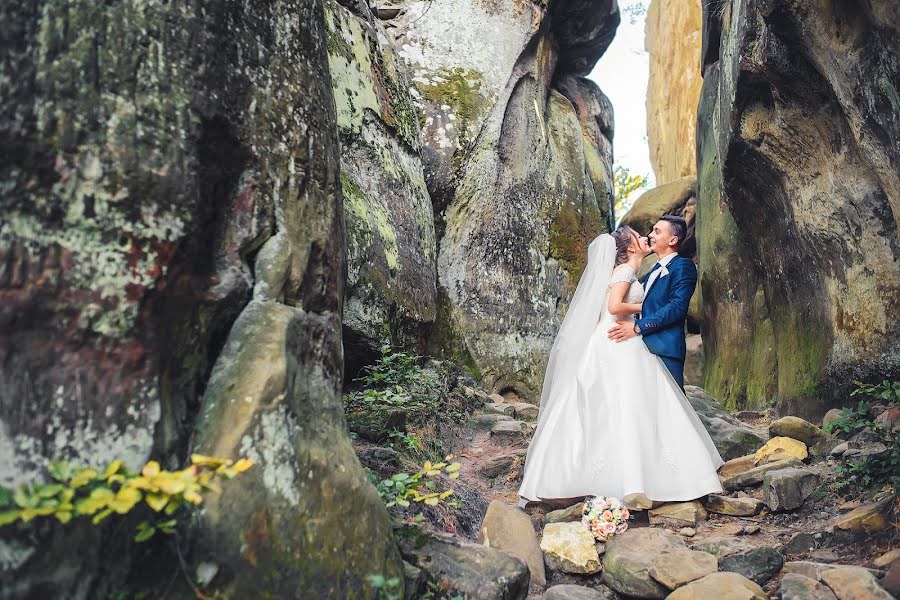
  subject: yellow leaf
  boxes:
[109,487,142,514]
[191,454,228,468]
[183,490,203,505]
[55,511,73,524]
[146,493,169,512]
[424,497,439,506]
[444,462,461,473]
[75,488,114,515]
[107,474,125,486]
[127,477,155,491]
[0,510,22,526]
[92,508,113,525]
[151,473,186,495]
[231,458,254,474]
[70,469,98,489]
[426,470,441,477]
[103,460,123,480]
[439,490,454,499]
[449,472,459,479]
[422,461,433,472]
[141,461,161,478]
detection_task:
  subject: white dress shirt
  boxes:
[644,252,678,294]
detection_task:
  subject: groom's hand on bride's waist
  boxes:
[608,321,639,342]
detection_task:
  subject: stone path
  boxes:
[355,384,898,599]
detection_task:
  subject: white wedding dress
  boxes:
[518,235,724,503]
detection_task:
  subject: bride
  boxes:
[518,227,724,504]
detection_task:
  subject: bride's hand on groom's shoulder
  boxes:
[608,320,638,343]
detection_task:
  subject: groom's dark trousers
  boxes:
[636,255,697,391]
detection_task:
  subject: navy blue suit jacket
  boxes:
[635,255,697,362]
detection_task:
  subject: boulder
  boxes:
[783,532,817,555]
[684,387,767,460]
[546,503,586,524]
[873,406,900,431]
[830,496,894,535]
[602,527,684,598]
[478,501,546,587]
[485,402,516,416]
[624,493,655,511]
[396,524,530,599]
[820,566,894,600]
[511,403,540,420]
[479,454,518,478]
[719,546,784,585]
[647,548,718,590]
[769,416,827,446]
[822,409,843,431]
[540,522,602,575]
[620,177,697,238]
[703,495,763,517]
[689,536,747,560]
[475,414,514,429]
[722,458,804,491]
[873,549,900,569]
[762,467,820,512]
[543,584,617,600]
[665,572,767,600]
[779,573,838,600]
[648,501,708,529]
[490,420,528,442]
[717,454,757,480]
[784,562,886,581]
[753,437,809,465]
[881,561,900,598]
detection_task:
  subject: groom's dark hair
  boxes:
[660,215,687,251]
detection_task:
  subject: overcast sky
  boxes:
[588,1,655,189]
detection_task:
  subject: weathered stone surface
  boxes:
[784,562,886,582]
[717,454,757,480]
[779,573,838,600]
[696,0,900,417]
[830,496,894,535]
[546,502,586,524]
[0,0,402,596]
[478,501,545,587]
[491,420,529,442]
[648,501,708,529]
[620,177,697,241]
[543,584,617,600]
[783,532,817,555]
[769,416,827,446]
[645,0,702,184]
[762,467,820,512]
[475,414,515,429]
[326,0,437,374]
[684,387,767,460]
[665,572,767,600]
[647,548,718,590]
[822,409,843,431]
[703,495,762,517]
[394,0,619,397]
[722,458,803,491]
[690,536,747,560]
[873,549,900,569]
[882,561,900,597]
[541,522,602,575]
[485,402,516,416]
[511,402,539,420]
[754,436,809,465]
[479,454,518,478]
[396,524,530,599]
[820,566,894,600]
[602,527,684,598]
[719,546,783,585]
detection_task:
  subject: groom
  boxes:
[608,215,696,390]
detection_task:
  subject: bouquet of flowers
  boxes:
[582,496,629,541]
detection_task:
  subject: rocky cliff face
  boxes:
[696,0,900,416]
[0,0,400,596]
[389,0,619,398]
[645,0,703,183]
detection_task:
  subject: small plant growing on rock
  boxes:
[375,456,461,510]
[0,454,253,541]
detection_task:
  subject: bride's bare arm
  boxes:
[607,282,642,317]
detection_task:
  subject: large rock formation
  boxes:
[390,0,620,398]
[326,0,438,376]
[0,0,400,596]
[645,0,703,183]
[696,0,900,415]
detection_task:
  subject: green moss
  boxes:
[420,67,486,123]
[548,200,604,283]
[341,171,400,271]
[428,286,483,383]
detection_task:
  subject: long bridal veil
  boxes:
[525,234,615,456]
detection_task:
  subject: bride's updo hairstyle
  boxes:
[612,226,638,266]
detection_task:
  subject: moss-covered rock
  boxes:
[696,0,900,418]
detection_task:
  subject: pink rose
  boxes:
[602,510,613,522]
